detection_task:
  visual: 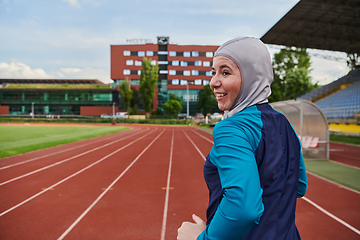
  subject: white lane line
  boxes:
[307,172,360,194]
[160,129,174,240]
[191,129,214,144]
[302,197,360,235]
[57,129,165,240]
[0,128,141,171]
[0,129,157,217]
[183,130,206,160]
[0,129,146,186]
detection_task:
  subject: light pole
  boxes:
[112,102,115,120]
[186,81,194,119]
[31,102,34,119]
[186,83,189,119]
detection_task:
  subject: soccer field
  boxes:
[0,124,129,158]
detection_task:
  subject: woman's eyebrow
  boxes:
[212,64,230,70]
[219,64,231,70]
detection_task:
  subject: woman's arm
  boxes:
[198,124,264,240]
[297,151,307,198]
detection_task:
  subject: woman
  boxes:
[177,37,307,240]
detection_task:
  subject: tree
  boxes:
[130,88,140,115]
[269,47,317,102]
[162,94,182,117]
[198,84,217,116]
[347,53,360,72]
[139,57,159,117]
[119,80,133,115]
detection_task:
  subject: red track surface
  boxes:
[0,125,359,239]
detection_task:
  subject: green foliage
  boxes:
[139,58,159,116]
[162,94,182,117]
[347,53,360,72]
[269,47,317,102]
[130,88,141,112]
[119,80,133,113]
[198,85,217,116]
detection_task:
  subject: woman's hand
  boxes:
[177,214,206,240]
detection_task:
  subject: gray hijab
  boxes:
[214,37,273,118]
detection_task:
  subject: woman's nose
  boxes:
[210,75,221,89]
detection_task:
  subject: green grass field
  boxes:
[0,125,129,158]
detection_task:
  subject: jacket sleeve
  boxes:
[297,151,307,198]
[197,124,264,240]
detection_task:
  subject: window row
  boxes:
[126,60,156,66]
[123,69,212,76]
[170,79,210,86]
[126,59,212,67]
[123,50,214,58]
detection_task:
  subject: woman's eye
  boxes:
[212,71,216,76]
[222,71,229,76]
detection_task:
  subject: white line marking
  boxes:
[160,129,174,240]
[328,160,360,170]
[302,197,360,235]
[0,130,145,186]
[57,129,165,240]
[0,129,141,170]
[191,129,214,144]
[307,172,360,194]
[0,129,156,217]
[183,130,206,160]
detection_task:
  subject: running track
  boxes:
[0,125,359,239]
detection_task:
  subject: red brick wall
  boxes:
[0,105,9,115]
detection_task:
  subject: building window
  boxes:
[203,61,211,67]
[159,70,168,74]
[158,61,168,65]
[206,71,212,76]
[203,80,210,85]
[192,70,199,76]
[138,70,141,75]
[172,79,179,85]
[135,60,142,66]
[183,52,191,57]
[151,60,157,65]
[126,60,133,65]
[194,61,202,66]
[146,51,154,56]
[172,60,179,66]
[138,51,145,57]
[169,70,176,75]
[192,51,199,57]
[158,51,168,55]
[169,51,176,56]
[180,80,188,85]
[123,69,130,75]
[206,52,213,58]
[131,80,140,85]
[183,70,190,76]
[180,61,188,67]
[195,79,202,85]
[123,50,130,56]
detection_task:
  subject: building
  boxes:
[0,79,118,116]
[111,36,219,116]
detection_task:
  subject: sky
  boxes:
[0,0,349,85]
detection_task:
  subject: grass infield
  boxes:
[0,125,129,159]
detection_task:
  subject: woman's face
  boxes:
[210,56,242,111]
